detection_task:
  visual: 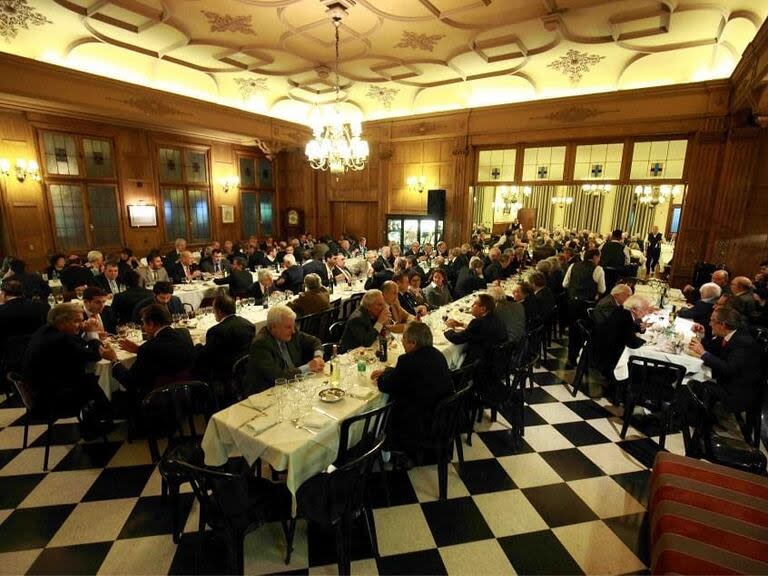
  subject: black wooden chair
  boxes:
[570,319,593,397]
[141,380,217,542]
[170,458,294,573]
[541,304,558,359]
[339,293,363,321]
[520,325,545,392]
[296,308,337,342]
[327,321,346,343]
[737,326,768,447]
[229,355,250,403]
[620,357,685,449]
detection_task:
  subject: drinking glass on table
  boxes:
[274,378,288,421]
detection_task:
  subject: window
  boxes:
[522,146,566,181]
[630,139,688,180]
[39,131,122,251]
[574,143,623,180]
[157,145,211,242]
[238,154,274,238]
[477,149,516,182]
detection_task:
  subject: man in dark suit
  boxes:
[332,255,354,285]
[251,270,275,304]
[678,281,719,339]
[213,256,253,298]
[61,257,95,292]
[93,261,125,294]
[246,244,267,270]
[483,248,503,283]
[82,286,118,336]
[164,238,187,269]
[372,321,452,457]
[168,251,201,285]
[131,281,184,323]
[338,289,391,353]
[592,294,646,382]
[199,249,231,275]
[111,270,152,325]
[108,304,195,401]
[592,284,632,325]
[512,281,540,331]
[0,280,49,374]
[195,294,255,386]
[373,246,393,273]
[7,259,51,300]
[531,272,556,322]
[274,254,304,294]
[242,305,324,394]
[444,293,507,367]
[688,305,763,416]
[454,256,486,299]
[24,302,113,413]
[302,245,330,286]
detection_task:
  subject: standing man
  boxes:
[645,226,663,277]
[213,256,253,298]
[563,248,606,368]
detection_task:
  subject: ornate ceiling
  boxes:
[1,0,765,125]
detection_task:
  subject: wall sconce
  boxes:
[407,175,426,194]
[219,175,240,193]
[0,158,41,182]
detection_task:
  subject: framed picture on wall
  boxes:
[221,205,235,224]
[127,204,157,227]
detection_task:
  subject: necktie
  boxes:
[215,262,220,273]
[110,280,117,293]
[278,341,295,369]
[184,266,190,279]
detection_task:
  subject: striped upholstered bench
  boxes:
[649,452,768,574]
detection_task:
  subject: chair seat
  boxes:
[207,477,292,533]
[709,434,768,475]
[159,440,204,480]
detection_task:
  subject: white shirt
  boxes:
[562,263,607,296]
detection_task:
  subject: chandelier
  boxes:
[305,12,369,174]
[581,183,612,196]
[551,194,574,207]
[495,185,531,214]
[634,184,682,207]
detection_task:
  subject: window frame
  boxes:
[236,151,274,239]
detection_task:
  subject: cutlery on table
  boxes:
[313,406,339,421]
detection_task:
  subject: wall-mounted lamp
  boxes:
[0,158,41,182]
[219,175,240,193]
[407,175,426,194]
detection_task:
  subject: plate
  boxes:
[318,388,345,403]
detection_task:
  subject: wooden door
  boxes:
[517,208,537,233]
[330,201,378,242]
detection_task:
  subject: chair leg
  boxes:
[43,420,53,471]
[377,453,390,507]
[363,506,380,558]
[454,434,465,469]
[22,415,29,449]
[335,517,351,576]
[437,451,448,501]
[169,481,181,543]
[620,400,634,440]
[659,404,671,451]
[282,518,296,565]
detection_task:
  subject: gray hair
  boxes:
[699,282,722,301]
[535,260,552,274]
[266,304,296,327]
[487,285,506,302]
[610,284,633,298]
[174,238,186,248]
[86,250,103,263]
[469,256,484,271]
[283,254,296,266]
[403,321,433,349]
[48,302,82,327]
[361,289,383,309]
[623,294,649,315]
[304,273,321,291]
[257,270,272,283]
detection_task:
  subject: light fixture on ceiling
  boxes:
[407,175,426,194]
[497,185,531,213]
[0,158,41,182]
[581,183,612,196]
[219,175,240,193]
[305,7,369,175]
[634,184,682,207]
[551,194,574,207]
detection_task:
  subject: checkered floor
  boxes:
[0,340,679,575]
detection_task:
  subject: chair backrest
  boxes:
[182,302,194,314]
[626,356,686,407]
[327,320,346,343]
[297,308,336,342]
[339,293,363,321]
[320,342,336,361]
[336,401,393,465]
[577,318,593,344]
[430,383,473,444]
[230,355,250,402]
[7,371,36,411]
[451,361,477,392]
[141,380,216,463]
[491,339,521,386]
[523,325,545,366]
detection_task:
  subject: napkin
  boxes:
[247,395,273,411]
[349,386,375,400]
[244,417,277,435]
[302,413,327,430]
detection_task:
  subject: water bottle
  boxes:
[377,328,388,363]
[330,344,339,384]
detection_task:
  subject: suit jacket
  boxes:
[339,306,380,353]
[131,295,184,324]
[12,272,51,300]
[287,290,331,318]
[251,282,274,305]
[445,313,507,367]
[168,262,200,285]
[111,286,153,325]
[137,266,170,287]
[678,299,715,339]
[93,274,125,295]
[454,268,486,299]
[214,269,254,297]
[520,296,541,330]
[197,315,255,381]
[534,286,556,321]
[163,250,182,269]
[82,306,118,335]
[113,326,195,398]
[373,255,392,273]
[242,326,322,394]
[592,307,644,375]
[302,260,330,287]
[592,294,619,324]
[364,268,393,290]
[60,265,95,292]
[398,291,417,316]
[495,299,526,344]
[424,284,452,308]
[276,265,304,293]
[332,265,353,285]
[199,258,231,275]
[483,261,503,283]
[701,329,763,411]
[0,297,49,370]
[248,251,267,270]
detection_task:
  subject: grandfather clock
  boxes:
[283,208,304,238]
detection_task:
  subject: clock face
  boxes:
[288,209,299,226]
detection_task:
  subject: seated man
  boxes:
[592,284,633,324]
[199,248,231,275]
[287,273,331,317]
[195,294,255,387]
[688,305,763,418]
[94,261,125,294]
[6,258,50,300]
[530,271,556,322]
[730,276,758,320]
[382,280,419,334]
[444,293,507,367]
[138,250,170,287]
[242,305,324,394]
[111,270,152,325]
[60,256,95,293]
[251,269,275,304]
[274,254,304,294]
[332,254,354,285]
[213,256,253,298]
[424,268,452,308]
[81,286,118,337]
[488,285,525,345]
[454,256,486,298]
[168,251,201,285]
[592,294,647,384]
[131,281,184,323]
[24,303,113,414]
[678,281,720,340]
[0,280,49,374]
[338,289,391,353]
[108,304,195,401]
[512,281,540,331]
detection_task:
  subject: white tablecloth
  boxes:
[90,347,137,400]
[173,281,224,310]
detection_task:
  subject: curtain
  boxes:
[611,185,656,237]
[562,185,604,231]
[523,186,554,229]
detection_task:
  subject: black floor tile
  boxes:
[0,505,75,552]
[420,497,493,547]
[82,465,156,501]
[554,421,611,447]
[611,471,652,508]
[532,372,565,386]
[367,469,419,509]
[169,531,231,576]
[306,513,376,567]
[453,458,516,495]
[604,512,650,566]
[29,423,82,448]
[617,438,663,469]
[477,431,533,457]
[0,394,24,409]
[0,473,45,509]
[376,548,447,576]
[562,399,614,420]
[522,483,599,528]
[0,447,22,470]
[26,542,111,575]
[53,441,122,471]
[541,358,568,371]
[623,412,680,440]
[524,406,547,427]
[524,387,559,405]
[117,494,194,540]
[540,448,605,481]
[498,530,584,575]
